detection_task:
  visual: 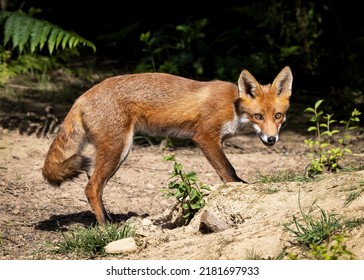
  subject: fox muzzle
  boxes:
[259,133,278,147]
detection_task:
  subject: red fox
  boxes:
[42,66,293,225]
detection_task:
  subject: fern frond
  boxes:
[0,11,11,25]
[61,33,71,50]
[16,13,32,53]
[30,20,44,53]
[3,12,17,46]
[48,27,61,54]
[1,11,96,54]
[39,22,52,50]
[56,29,66,49]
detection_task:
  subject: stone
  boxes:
[104,237,138,254]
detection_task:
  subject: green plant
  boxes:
[344,181,364,207]
[0,9,96,85]
[0,10,96,54]
[0,46,15,85]
[284,192,342,248]
[304,99,361,176]
[53,222,135,257]
[310,234,355,260]
[139,31,158,72]
[245,248,263,260]
[163,155,211,224]
[344,217,364,230]
[138,18,208,77]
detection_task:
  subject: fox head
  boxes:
[237,66,293,146]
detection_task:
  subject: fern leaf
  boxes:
[0,11,11,25]
[67,35,77,49]
[83,39,96,52]
[3,12,17,46]
[72,38,80,49]
[16,14,33,53]
[39,22,52,51]
[55,30,66,50]
[61,32,71,49]
[49,27,62,54]
[11,12,25,50]
[1,11,96,54]
[29,20,44,53]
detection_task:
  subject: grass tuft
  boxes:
[283,192,342,248]
[52,222,135,257]
[257,170,313,183]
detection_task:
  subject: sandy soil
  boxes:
[1,124,363,260]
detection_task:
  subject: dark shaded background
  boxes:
[2,0,364,116]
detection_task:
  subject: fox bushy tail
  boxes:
[42,108,91,186]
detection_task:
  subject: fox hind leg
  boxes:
[85,130,133,225]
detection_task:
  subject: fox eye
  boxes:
[254,113,264,121]
[275,113,282,119]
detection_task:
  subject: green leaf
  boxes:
[190,189,198,201]
[308,127,318,132]
[67,35,77,49]
[175,163,183,172]
[175,189,183,199]
[186,171,198,181]
[182,202,190,210]
[16,14,32,53]
[140,31,151,42]
[321,142,329,148]
[48,27,61,54]
[314,99,324,110]
[178,182,187,192]
[3,12,16,45]
[168,183,180,190]
[61,32,71,49]
[39,22,52,50]
[163,155,175,162]
[0,11,11,25]
[2,11,96,54]
[191,202,204,209]
[201,185,211,191]
[55,29,66,49]
[304,108,315,113]
[348,126,358,130]
[30,20,44,53]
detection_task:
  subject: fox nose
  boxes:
[267,136,276,145]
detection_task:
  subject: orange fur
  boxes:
[42,67,293,225]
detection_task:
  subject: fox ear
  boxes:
[271,66,293,98]
[238,69,260,98]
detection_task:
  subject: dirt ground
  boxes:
[1,124,363,260]
[0,72,363,260]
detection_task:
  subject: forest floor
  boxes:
[0,71,363,260]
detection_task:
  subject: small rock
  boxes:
[104,237,138,254]
[199,210,230,233]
